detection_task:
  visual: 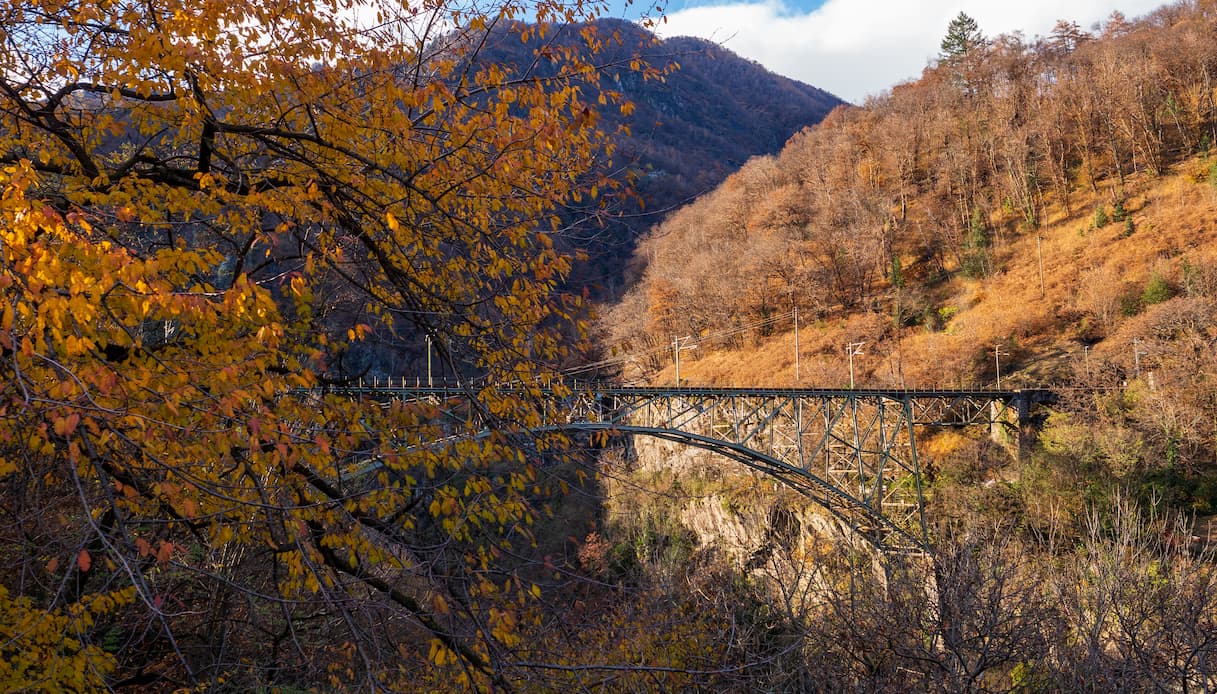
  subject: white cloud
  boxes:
[654,0,1168,103]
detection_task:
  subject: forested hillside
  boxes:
[483,19,844,297]
[607,4,1217,374]
[602,0,1217,512]
[577,7,1217,690]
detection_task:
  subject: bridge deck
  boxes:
[336,384,1050,399]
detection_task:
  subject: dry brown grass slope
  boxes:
[647,163,1217,390]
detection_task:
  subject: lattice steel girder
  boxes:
[324,385,1050,552]
[608,391,929,551]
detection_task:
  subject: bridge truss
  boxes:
[336,384,1044,553]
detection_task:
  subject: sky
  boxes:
[620,0,1170,103]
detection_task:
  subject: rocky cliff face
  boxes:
[625,436,860,575]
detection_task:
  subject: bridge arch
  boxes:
[556,422,926,552]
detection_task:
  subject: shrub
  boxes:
[960,252,989,278]
[1120,289,1143,317]
[961,209,991,278]
[1093,205,1109,228]
[1141,273,1173,307]
[890,254,905,288]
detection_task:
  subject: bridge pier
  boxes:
[989,392,1047,460]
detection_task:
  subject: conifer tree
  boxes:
[940,12,985,62]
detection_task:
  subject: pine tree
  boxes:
[940,12,984,62]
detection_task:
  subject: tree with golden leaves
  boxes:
[0,0,653,689]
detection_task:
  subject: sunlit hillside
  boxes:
[599,2,1217,517]
[574,10,1217,689]
[602,2,1217,395]
[637,163,1217,391]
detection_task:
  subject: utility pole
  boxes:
[674,337,680,387]
[845,341,865,389]
[1036,235,1046,300]
[994,343,1008,388]
[1133,337,1147,377]
[794,307,800,384]
[673,336,697,388]
[426,335,433,387]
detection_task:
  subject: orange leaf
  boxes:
[156,541,174,565]
[77,549,92,572]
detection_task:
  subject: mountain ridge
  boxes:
[483,18,845,297]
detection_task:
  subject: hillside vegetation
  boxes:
[601,2,1217,509]
[607,3,1217,386]
[576,5,1217,689]
[483,20,844,298]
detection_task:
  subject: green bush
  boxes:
[1120,290,1142,317]
[969,207,989,244]
[961,209,991,278]
[1112,199,1128,222]
[890,254,905,289]
[1141,273,1172,306]
[1135,464,1217,516]
[1093,205,1109,228]
[960,252,989,278]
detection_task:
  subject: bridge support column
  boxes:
[990,396,1037,461]
[1016,393,1036,461]
[989,396,1039,460]
[989,401,1012,451]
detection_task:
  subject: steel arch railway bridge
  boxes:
[335,384,1053,553]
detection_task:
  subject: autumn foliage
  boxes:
[585,7,1217,687]
[606,3,1217,377]
[0,0,658,689]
